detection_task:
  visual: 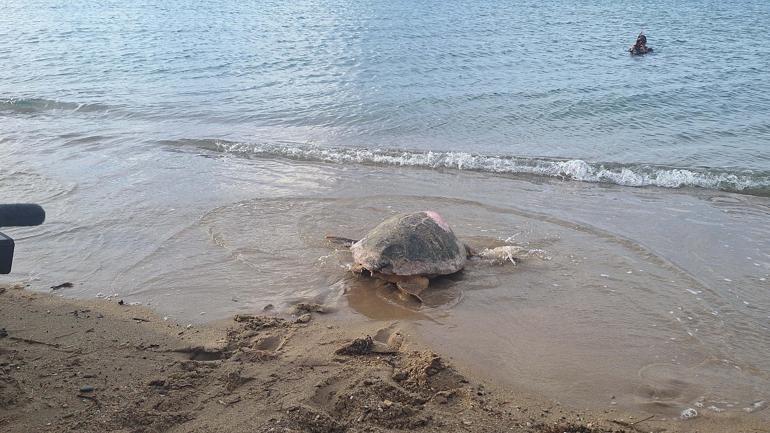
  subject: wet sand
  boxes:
[2,283,767,433]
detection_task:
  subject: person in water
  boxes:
[629,32,653,55]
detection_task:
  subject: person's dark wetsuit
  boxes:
[629,33,653,55]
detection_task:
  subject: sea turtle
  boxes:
[327,211,473,301]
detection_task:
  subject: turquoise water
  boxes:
[2,0,770,193]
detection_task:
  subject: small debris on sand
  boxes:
[336,335,375,355]
[50,282,74,290]
[335,335,401,356]
[233,314,285,331]
[293,302,326,314]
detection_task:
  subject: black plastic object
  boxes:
[0,232,13,274]
[0,204,45,274]
[0,204,46,227]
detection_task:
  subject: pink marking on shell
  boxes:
[424,210,452,232]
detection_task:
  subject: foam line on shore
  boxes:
[176,138,770,196]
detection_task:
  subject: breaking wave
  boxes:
[175,139,770,196]
[0,97,118,115]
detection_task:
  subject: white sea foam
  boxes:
[205,140,770,195]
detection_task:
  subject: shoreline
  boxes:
[4,134,769,426]
[2,284,765,433]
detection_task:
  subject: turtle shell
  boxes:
[350,211,467,276]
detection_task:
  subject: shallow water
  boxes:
[2,0,770,424]
[3,144,769,421]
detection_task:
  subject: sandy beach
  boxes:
[2,283,767,433]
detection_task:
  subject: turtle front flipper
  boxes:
[396,277,429,303]
[375,273,429,303]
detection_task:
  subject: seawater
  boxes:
[2,0,770,425]
[2,0,770,193]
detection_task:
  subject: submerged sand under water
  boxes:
[2,145,769,425]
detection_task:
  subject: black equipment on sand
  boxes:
[0,204,46,274]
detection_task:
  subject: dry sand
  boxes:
[0,284,765,433]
